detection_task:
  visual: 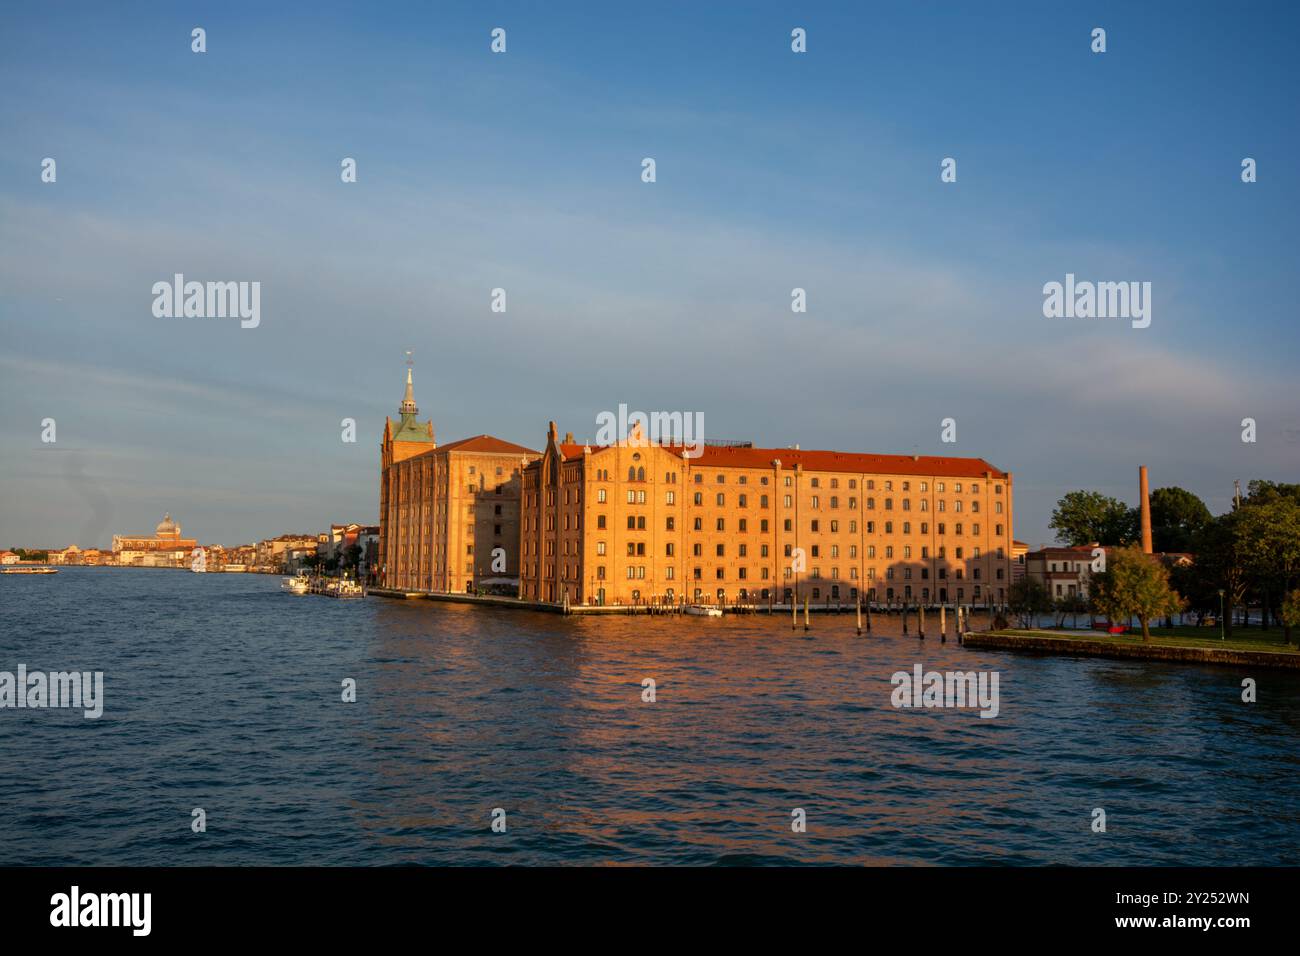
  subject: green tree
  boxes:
[1281,589,1300,645]
[1053,591,1089,628]
[1237,496,1300,644]
[1149,486,1211,553]
[343,544,362,573]
[1191,511,1249,638]
[1008,577,1053,629]
[1050,491,1137,546]
[1088,545,1183,641]
[1169,558,1212,624]
[1245,480,1300,506]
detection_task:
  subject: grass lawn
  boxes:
[995,626,1300,655]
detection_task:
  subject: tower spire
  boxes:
[400,350,417,416]
[390,350,434,444]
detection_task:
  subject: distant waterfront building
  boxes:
[1025,543,1193,602]
[318,523,380,582]
[255,534,318,571]
[378,365,540,592]
[1012,539,1029,582]
[1025,544,1100,600]
[519,420,1015,608]
[0,551,18,565]
[112,514,198,567]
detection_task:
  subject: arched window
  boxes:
[637,466,645,482]
[628,466,636,482]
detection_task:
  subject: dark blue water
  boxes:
[2,567,1297,865]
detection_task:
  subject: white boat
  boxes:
[685,604,723,617]
[281,573,310,594]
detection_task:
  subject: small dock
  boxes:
[286,575,366,599]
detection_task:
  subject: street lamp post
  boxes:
[1218,589,1225,642]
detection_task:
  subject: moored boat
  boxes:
[281,572,310,594]
[685,604,722,617]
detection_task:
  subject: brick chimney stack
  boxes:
[1139,465,1153,554]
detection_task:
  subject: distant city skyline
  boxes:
[3,2,1298,548]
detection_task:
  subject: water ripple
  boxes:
[1,567,1298,865]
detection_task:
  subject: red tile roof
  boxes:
[438,435,540,456]
[549,442,1007,478]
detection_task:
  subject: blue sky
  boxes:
[2,1,1297,548]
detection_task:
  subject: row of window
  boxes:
[596,469,1005,495]
[528,511,1008,539]
[529,478,1006,505]
[527,564,1006,583]
[578,488,1006,513]
[523,581,1001,605]
[594,541,994,560]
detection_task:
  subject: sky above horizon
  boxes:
[2,1,1298,549]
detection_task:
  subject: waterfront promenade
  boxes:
[966,629,1300,670]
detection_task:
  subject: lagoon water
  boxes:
[2,567,1297,866]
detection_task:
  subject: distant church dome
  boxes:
[155,513,179,537]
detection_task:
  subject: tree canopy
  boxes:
[1050,490,1136,546]
[1088,545,1183,641]
[1149,486,1211,553]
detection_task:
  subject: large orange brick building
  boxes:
[378,367,539,592]
[519,421,1014,608]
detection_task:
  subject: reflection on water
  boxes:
[2,568,1298,865]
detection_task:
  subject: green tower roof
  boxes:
[392,366,434,443]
